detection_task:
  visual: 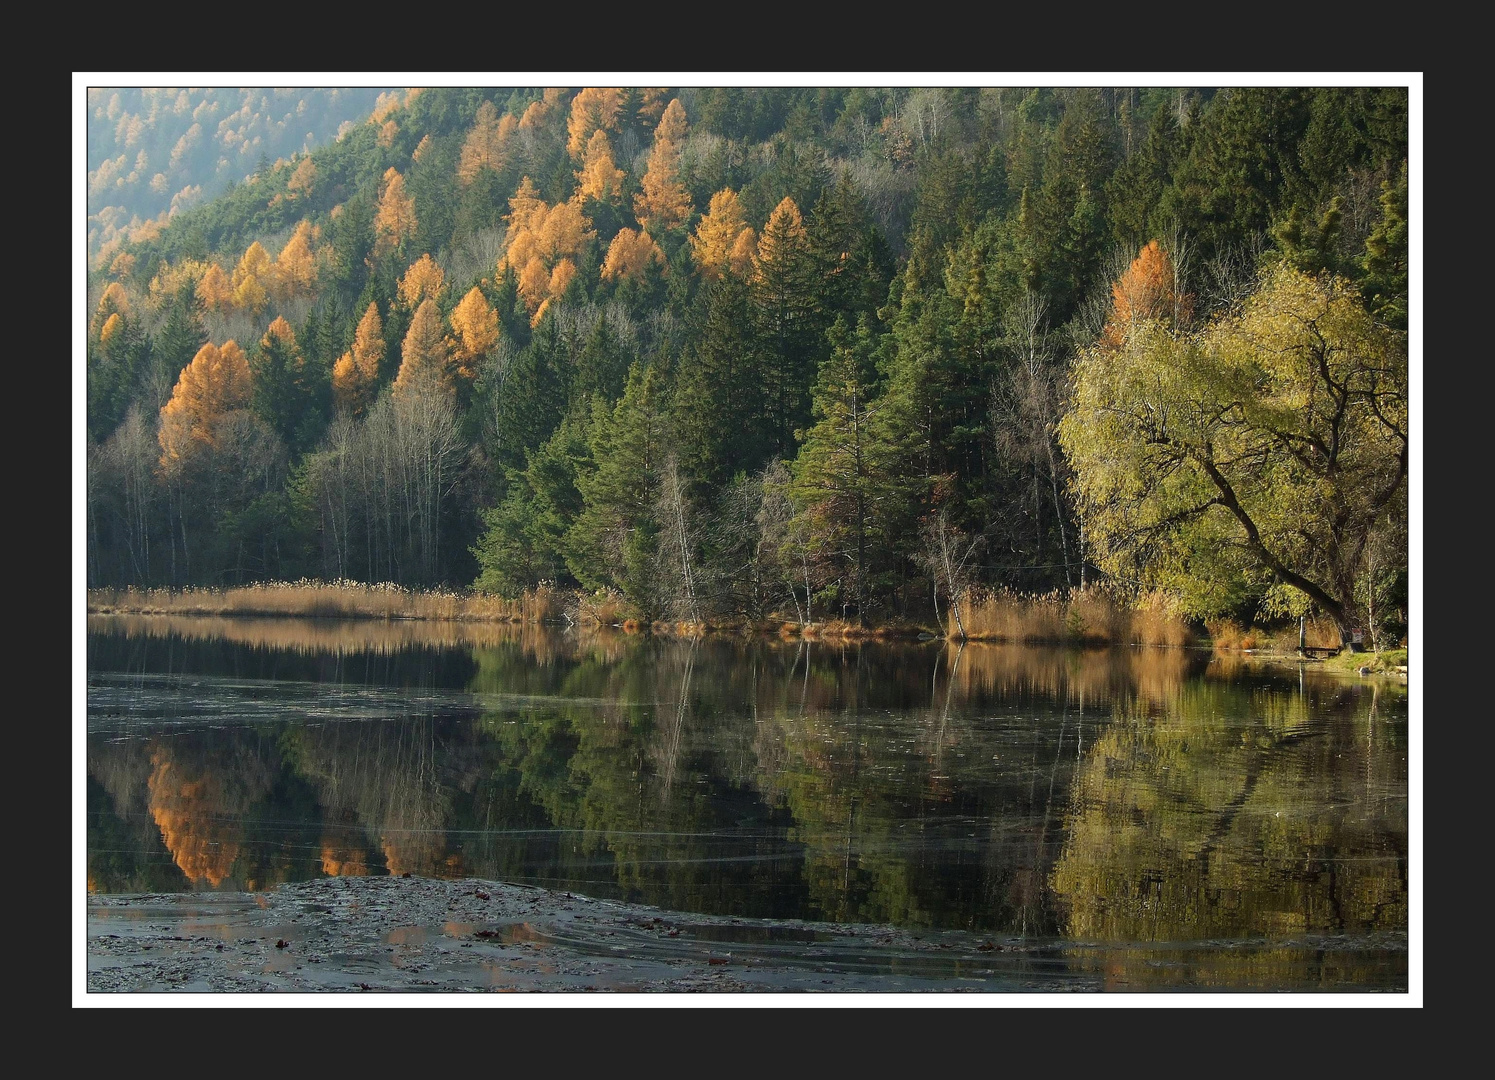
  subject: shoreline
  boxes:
[85,876,1407,995]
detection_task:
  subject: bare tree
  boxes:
[916,507,985,639]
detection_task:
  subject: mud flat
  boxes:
[85,876,1405,996]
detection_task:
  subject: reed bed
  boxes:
[88,580,563,623]
[951,585,1194,646]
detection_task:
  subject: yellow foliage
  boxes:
[566,87,624,160]
[502,183,594,315]
[689,188,753,280]
[412,133,434,162]
[262,315,297,352]
[397,253,446,309]
[286,156,317,196]
[517,255,551,313]
[634,101,692,233]
[374,168,416,258]
[519,88,566,131]
[231,242,271,315]
[110,251,136,280]
[654,98,688,147]
[333,303,384,415]
[98,280,132,320]
[196,262,232,312]
[393,297,452,397]
[601,227,665,282]
[729,227,758,276]
[504,176,547,237]
[575,129,625,203]
[548,258,577,298]
[459,102,516,183]
[99,312,123,344]
[449,287,498,379]
[158,340,252,470]
[377,119,399,148]
[272,220,318,302]
[148,258,210,306]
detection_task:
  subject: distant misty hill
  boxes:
[87,87,398,257]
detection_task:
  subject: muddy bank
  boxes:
[86,876,1405,995]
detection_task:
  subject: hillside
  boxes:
[84,84,1410,645]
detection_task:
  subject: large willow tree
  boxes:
[1059,264,1408,641]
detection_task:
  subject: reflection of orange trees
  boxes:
[318,839,370,877]
[1050,682,1406,986]
[146,740,272,888]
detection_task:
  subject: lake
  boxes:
[86,615,1408,991]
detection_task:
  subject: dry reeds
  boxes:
[87,580,562,623]
[952,585,1194,646]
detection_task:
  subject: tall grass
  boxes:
[87,579,562,623]
[951,585,1194,646]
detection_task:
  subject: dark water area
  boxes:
[86,615,1408,990]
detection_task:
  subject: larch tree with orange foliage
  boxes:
[332,302,385,416]
[458,101,516,183]
[394,297,453,398]
[566,87,624,160]
[689,188,756,280]
[286,156,316,197]
[1102,239,1192,347]
[397,253,446,309]
[231,242,272,315]
[601,227,665,283]
[196,262,232,313]
[575,129,625,204]
[374,168,417,259]
[500,176,594,323]
[633,99,692,233]
[271,221,318,305]
[158,340,253,473]
[448,287,499,380]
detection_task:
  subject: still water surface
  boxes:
[86,616,1407,988]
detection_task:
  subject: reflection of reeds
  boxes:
[88,580,562,623]
[948,640,1197,708]
[953,586,1193,647]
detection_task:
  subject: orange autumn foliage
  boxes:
[231,241,272,314]
[374,168,417,257]
[519,88,567,131]
[634,98,692,233]
[158,340,252,471]
[601,227,665,283]
[271,220,318,302]
[393,296,452,397]
[333,302,384,416]
[397,253,446,309]
[459,101,517,183]
[1102,239,1193,347]
[449,287,498,379]
[575,129,625,204]
[566,87,624,160]
[689,188,755,280]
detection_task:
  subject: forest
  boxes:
[84,85,1410,644]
